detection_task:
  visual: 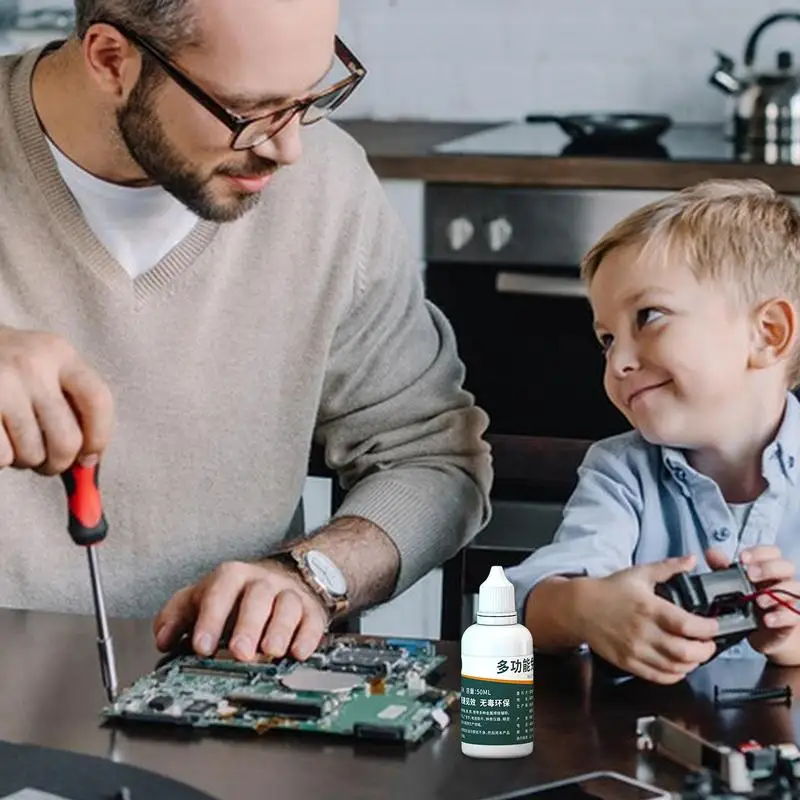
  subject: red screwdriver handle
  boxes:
[61,463,108,546]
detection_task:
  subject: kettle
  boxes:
[709,11,800,153]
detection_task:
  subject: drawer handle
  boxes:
[495,272,588,298]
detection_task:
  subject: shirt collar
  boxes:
[660,391,800,487]
[763,391,800,484]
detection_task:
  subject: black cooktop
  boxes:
[434,121,800,165]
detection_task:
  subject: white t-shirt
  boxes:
[47,139,199,279]
[728,500,754,540]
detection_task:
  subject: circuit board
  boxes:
[638,714,800,799]
[102,635,457,744]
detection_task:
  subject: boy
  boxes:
[506,179,800,684]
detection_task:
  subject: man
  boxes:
[0,0,491,663]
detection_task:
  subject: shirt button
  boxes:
[674,467,687,482]
[712,527,731,542]
[789,456,796,468]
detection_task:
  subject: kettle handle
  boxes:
[743,11,800,68]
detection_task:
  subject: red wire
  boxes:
[741,588,800,616]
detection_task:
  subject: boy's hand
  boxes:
[707,546,800,663]
[577,554,719,684]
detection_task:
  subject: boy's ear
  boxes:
[749,297,797,371]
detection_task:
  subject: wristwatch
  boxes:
[273,546,350,618]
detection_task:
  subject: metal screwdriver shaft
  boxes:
[87,545,118,701]
[61,462,119,702]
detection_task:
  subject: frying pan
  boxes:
[525,113,672,143]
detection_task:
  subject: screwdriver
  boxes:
[61,461,119,703]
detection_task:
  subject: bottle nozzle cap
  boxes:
[477,565,517,621]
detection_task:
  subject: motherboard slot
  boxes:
[226,691,325,720]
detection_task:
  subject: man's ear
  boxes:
[81,23,143,102]
[749,297,797,371]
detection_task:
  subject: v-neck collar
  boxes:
[9,43,220,306]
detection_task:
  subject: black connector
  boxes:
[655,563,758,655]
[713,684,792,708]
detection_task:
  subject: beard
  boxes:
[115,73,277,223]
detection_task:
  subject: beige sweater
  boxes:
[0,47,491,618]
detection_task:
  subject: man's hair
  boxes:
[74,0,198,54]
[581,178,800,385]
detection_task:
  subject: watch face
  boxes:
[305,550,348,597]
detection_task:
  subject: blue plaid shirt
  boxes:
[507,392,800,660]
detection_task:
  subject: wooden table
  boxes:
[0,608,797,800]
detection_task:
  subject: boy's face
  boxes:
[589,245,753,448]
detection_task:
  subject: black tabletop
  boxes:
[0,608,796,800]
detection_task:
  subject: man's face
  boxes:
[116,0,339,222]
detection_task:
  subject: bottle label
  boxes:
[460,654,533,747]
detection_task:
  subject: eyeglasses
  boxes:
[93,20,367,151]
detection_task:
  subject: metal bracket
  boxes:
[636,715,753,794]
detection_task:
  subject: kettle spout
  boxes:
[709,51,741,95]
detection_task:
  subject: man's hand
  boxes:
[575,555,719,684]
[154,516,400,664]
[153,559,330,663]
[708,546,800,664]
[0,326,114,473]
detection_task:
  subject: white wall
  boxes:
[302,475,443,640]
[338,0,799,124]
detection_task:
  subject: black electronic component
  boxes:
[147,695,173,711]
[116,710,194,727]
[655,563,758,654]
[416,689,445,704]
[353,723,405,741]
[183,700,216,715]
[190,656,272,674]
[328,647,404,675]
[225,691,325,719]
[179,666,253,681]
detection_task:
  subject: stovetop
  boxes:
[434,120,800,164]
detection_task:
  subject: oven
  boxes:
[425,185,673,604]
[424,184,672,441]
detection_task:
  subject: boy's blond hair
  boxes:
[581,178,800,386]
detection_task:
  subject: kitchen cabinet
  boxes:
[302,177,442,639]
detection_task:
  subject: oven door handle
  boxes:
[495,271,588,298]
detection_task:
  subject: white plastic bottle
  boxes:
[460,565,533,759]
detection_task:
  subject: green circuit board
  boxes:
[102,635,457,743]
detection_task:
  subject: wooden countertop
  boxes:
[337,118,800,192]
